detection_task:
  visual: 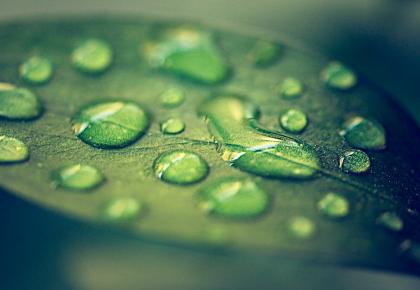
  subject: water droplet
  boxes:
[248,40,281,66]
[339,149,370,174]
[278,78,304,99]
[377,211,403,232]
[317,192,349,219]
[103,197,143,222]
[71,39,113,74]
[198,94,320,179]
[400,240,420,265]
[321,61,357,90]
[160,88,185,108]
[142,26,228,84]
[154,150,208,185]
[19,56,53,84]
[340,116,386,150]
[0,86,42,120]
[288,216,315,239]
[279,109,308,133]
[52,164,104,191]
[0,135,29,163]
[198,178,269,218]
[71,101,149,148]
[160,117,185,135]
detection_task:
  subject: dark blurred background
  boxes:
[0,1,419,289]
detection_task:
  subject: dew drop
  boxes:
[160,117,185,135]
[340,116,386,150]
[288,216,315,239]
[52,164,104,191]
[0,135,29,163]
[103,197,143,222]
[142,26,228,84]
[0,85,42,120]
[198,94,320,179]
[198,178,269,218]
[278,78,304,99]
[317,192,349,219]
[279,109,308,133]
[71,39,113,74]
[377,211,403,232]
[160,88,185,108]
[339,149,370,174]
[153,150,208,185]
[248,40,281,66]
[19,56,53,84]
[321,61,357,90]
[71,101,149,148]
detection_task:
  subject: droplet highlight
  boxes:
[160,117,185,135]
[279,109,308,133]
[317,192,349,219]
[0,135,29,163]
[321,61,357,90]
[340,116,386,150]
[71,39,113,74]
[339,149,370,174]
[52,164,104,191]
[377,211,403,232]
[0,86,42,120]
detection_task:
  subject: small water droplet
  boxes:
[52,164,104,191]
[339,149,370,174]
[142,26,228,84]
[321,61,357,90]
[160,117,185,135]
[198,178,269,218]
[377,211,403,232]
[0,86,42,120]
[19,56,53,84]
[160,88,185,108]
[71,39,113,74]
[340,116,386,150]
[279,109,308,133]
[248,40,281,66]
[71,101,149,148]
[317,192,349,219]
[288,216,315,239]
[0,135,29,163]
[278,78,304,99]
[198,94,320,179]
[153,150,208,185]
[103,197,143,222]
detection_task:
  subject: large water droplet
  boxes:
[340,116,386,150]
[288,216,315,239]
[71,39,113,74]
[142,26,228,84]
[0,135,29,163]
[321,61,357,90]
[198,178,269,218]
[160,117,185,135]
[71,101,149,148]
[248,40,281,66]
[377,211,403,232]
[19,56,53,84]
[52,164,104,191]
[339,149,370,174]
[317,192,349,219]
[198,94,320,179]
[0,85,42,120]
[103,197,143,222]
[160,88,185,108]
[279,109,308,133]
[278,78,304,99]
[153,150,209,185]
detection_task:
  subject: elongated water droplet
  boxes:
[71,101,149,148]
[198,178,269,218]
[154,150,208,185]
[52,164,104,191]
[279,109,308,133]
[278,78,304,99]
[71,39,113,74]
[317,192,349,219]
[339,149,370,174]
[103,197,143,222]
[0,86,42,120]
[160,117,185,135]
[0,135,29,163]
[377,211,403,232]
[340,116,386,150]
[288,216,315,239]
[160,88,185,108]
[321,61,357,90]
[248,40,281,66]
[142,26,228,84]
[19,56,53,84]
[198,94,320,179]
